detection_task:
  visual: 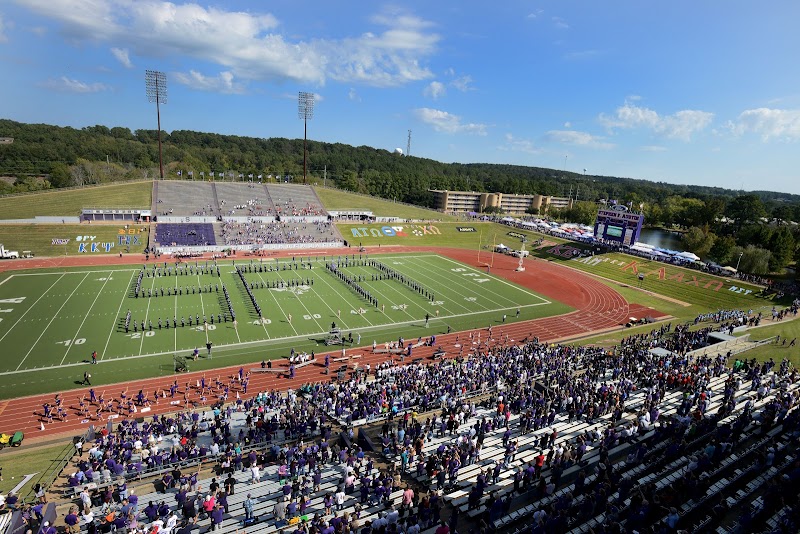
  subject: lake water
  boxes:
[637,228,685,251]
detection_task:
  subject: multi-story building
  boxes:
[430,190,573,215]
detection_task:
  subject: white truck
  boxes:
[0,244,19,259]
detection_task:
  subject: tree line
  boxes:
[0,119,798,274]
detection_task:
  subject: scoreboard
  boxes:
[593,204,644,246]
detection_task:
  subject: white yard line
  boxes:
[272,269,326,333]
[351,272,417,321]
[11,269,140,276]
[61,273,114,365]
[435,255,551,304]
[173,275,179,351]
[196,274,210,345]
[101,270,136,361]
[368,261,464,315]
[311,266,372,327]
[0,302,532,377]
[245,275,270,339]
[137,276,157,356]
[252,270,299,336]
[0,273,65,346]
[409,259,519,311]
[16,272,89,371]
[0,274,14,287]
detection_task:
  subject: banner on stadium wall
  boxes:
[349,225,441,238]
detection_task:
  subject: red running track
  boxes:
[0,246,667,442]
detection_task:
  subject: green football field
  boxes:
[0,253,567,378]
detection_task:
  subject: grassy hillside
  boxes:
[0,224,148,256]
[315,186,458,221]
[0,181,152,219]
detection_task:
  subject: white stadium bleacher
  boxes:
[151,181,344,252]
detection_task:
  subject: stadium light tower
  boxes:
[298,91,315,184]
[145,70,168,180]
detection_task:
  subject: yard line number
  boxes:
[450,268,490,283]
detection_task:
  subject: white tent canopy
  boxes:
[677,251,700,261]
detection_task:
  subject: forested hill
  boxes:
[1,118,799,209]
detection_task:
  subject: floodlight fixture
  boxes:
[298,91,315,184]
[145,70,168,180]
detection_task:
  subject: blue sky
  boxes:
[1,1,799,194]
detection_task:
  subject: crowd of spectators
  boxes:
[274,200,325,218]
[58,382,454,534]
[33,307,800,534]
[221,221,338,247]
[370,324,800,532]
[219,197,273,217]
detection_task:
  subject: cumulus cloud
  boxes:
[552,16,569,29]
[110,47,132,68]
[501,133,540,154]
[599,99,714,141]
[15,0,440,89]
[545,130,614,149]
[41,76,109,93]
[173,70,243,94]
[423,81,446,99]
[728,108,800,141]
[527,9,544,19]
[450,75,473,92]
[414,108,487,135]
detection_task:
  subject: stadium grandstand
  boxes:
[151,182,343,253]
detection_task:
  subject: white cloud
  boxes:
[15,1,440,88]
[0,13,8,43]
[527,9,544,19]
[728,108,800,141]
[450,75,473,92]
[348,88,360,101]
[173,70,244,94]
[110,47,132,68]
[545,130,614,149]
[423,81,446,99]
[41,76,109,93]
[599,99,714,141]
[552,16,569,29]
[564,121,571,128]
[640,145,668,152]
[501,133,540,154]
[414,108,487,135]
[280,91,323,102]
[563,49,602,60]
